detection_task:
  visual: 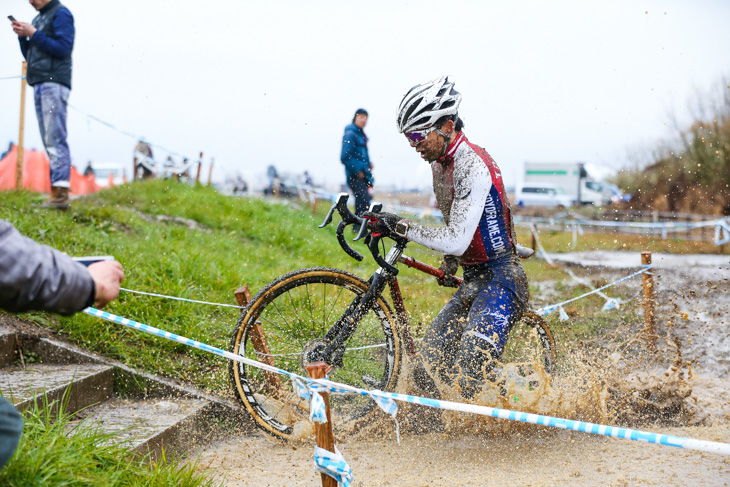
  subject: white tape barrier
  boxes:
[83,307,730,456]
[536,266,651,321]
[529,223,636,319]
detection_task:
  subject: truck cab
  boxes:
[524,162,611,206]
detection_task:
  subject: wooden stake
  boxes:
[195,152,203,185]
[207,157,214,186]
[306,361,337,487]
[233,286,282,391]
[641,252,657,354]
[16,62,27,190]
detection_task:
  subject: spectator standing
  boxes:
[83,160,94,177]
[0,219,124,470]
[340,108,374,217]
[11,0,75,209]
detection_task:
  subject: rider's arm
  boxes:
[404,156,492,256]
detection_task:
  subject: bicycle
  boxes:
[229,194,556,441]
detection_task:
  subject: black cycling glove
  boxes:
[437,254,460,288]
[362,211,400,239]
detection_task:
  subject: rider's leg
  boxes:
[454,282,523,399]
[412,278,485,395]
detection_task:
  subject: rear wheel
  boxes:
[229,267,402,441]
[502,311,557,374]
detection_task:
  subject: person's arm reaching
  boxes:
[0,220,123,314]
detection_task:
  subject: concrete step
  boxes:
[0,317,252,461]
[0,327,17,367]
[0,363,114,414]
[72,396,213,455]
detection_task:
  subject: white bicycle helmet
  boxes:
[396,76,462,134]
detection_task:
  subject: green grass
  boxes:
[0,391,217,487]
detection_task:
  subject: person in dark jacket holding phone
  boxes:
[340,108,374,218]
[10,0,75,209]
[0,219,124,470]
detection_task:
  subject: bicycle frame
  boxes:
[313,193,532,368]
[313,195,464,365]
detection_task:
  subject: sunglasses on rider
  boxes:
[404,126,436,145]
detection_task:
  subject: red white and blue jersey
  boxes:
[406,131,517,266]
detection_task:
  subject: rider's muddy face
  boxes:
[409,120,454,163]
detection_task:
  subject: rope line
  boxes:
[119,287,242,308]
[67,104,193,161]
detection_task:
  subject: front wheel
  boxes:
[229,267,403,441]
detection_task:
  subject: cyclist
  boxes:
[363,76,529,399]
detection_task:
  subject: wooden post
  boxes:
[641,252,657,354]
[233,286,282,391]
[16,61,27,190]
[306,362,337,487]
[195,152,203,185]
[531,224,537,252]
[207,157,214,186]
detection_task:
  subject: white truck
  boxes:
[523,162,610,206]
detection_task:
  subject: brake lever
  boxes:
[353,221,368,241]
[337,221,364,261]
[368,234,399,275]
[319,193,350,228]
[354,202,382,242]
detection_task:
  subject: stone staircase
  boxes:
[0,316,251,460]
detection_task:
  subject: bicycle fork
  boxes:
[306,244,406,367]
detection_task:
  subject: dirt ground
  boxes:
[193,253,730,486]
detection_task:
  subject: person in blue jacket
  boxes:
[340,108,374,217]
[11,0,75,209]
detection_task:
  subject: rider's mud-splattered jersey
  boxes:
[405,131,517,266]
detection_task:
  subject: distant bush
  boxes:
[614,78,730,215]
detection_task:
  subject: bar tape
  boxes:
[83,307,730,456]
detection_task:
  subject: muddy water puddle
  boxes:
[196,421,730,486]
[193,252,730,485]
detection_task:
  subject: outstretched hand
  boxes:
[87,261,124,308]
[362,211,400,239]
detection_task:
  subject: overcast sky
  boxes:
[2,0,729,191]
